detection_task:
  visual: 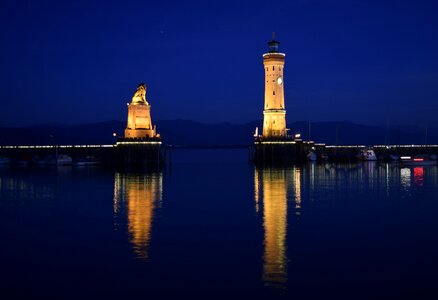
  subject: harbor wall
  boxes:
[252,142,438,162]
[0,142,165,166]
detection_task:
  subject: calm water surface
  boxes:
[1,149,438,299]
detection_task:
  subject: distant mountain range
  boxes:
[0,120,436,147]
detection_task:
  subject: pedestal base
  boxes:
[125,103,155,138]
[124,129,155,139]
[116,138,164,166]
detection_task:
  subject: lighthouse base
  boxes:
[253,138,313,163]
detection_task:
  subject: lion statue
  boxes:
[131,83,149,104]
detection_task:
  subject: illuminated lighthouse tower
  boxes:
[262,36,287,138]
[253,36,311,163]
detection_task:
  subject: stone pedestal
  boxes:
[116,138,165,166]
[124,103,155,138]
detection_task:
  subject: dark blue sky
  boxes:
[1,0,437,127]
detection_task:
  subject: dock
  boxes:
[251,140,438,163]
[0,139,166,166]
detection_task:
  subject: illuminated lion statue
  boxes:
[131,83,149,105]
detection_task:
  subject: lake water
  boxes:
[1,149,438,299]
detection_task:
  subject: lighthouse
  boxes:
[262,36,287,138]
[252,37,319,162]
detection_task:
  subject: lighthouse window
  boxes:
[273,91,275,95]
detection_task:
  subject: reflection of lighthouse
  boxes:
[255,167,289,287]
[114,172,163,261]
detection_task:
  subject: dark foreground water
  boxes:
[1,149,438,299]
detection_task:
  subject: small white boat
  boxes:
[18,156,32,166]
[47,154,73,166]
[358,149,377,161]
[0,156,11,164]
[307,151,317,161]
[38,159,48,165]
[73,156,100,166]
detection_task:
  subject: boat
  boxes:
[73,156,100,166]
[18,155,32,166]
[38,158,48,165]
[357,149,377,161]
[306,151,317,161]
[0,156,11,164]
[400,155,437,166]
[47,154,73,166]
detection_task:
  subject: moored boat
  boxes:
[307,152,317,161]
[18,155,32,166]
[0,156,11,164]
[47,154,73,166]
[73,156,100,166]
[357,149,377,161]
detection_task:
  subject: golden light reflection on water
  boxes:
[294,168,301,212]
[255,167,301,289]
[252,163,438,293]
[113,172,163,261]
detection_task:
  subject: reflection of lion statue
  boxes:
[132,83,149,104]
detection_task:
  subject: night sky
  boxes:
[1,0,437,127]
